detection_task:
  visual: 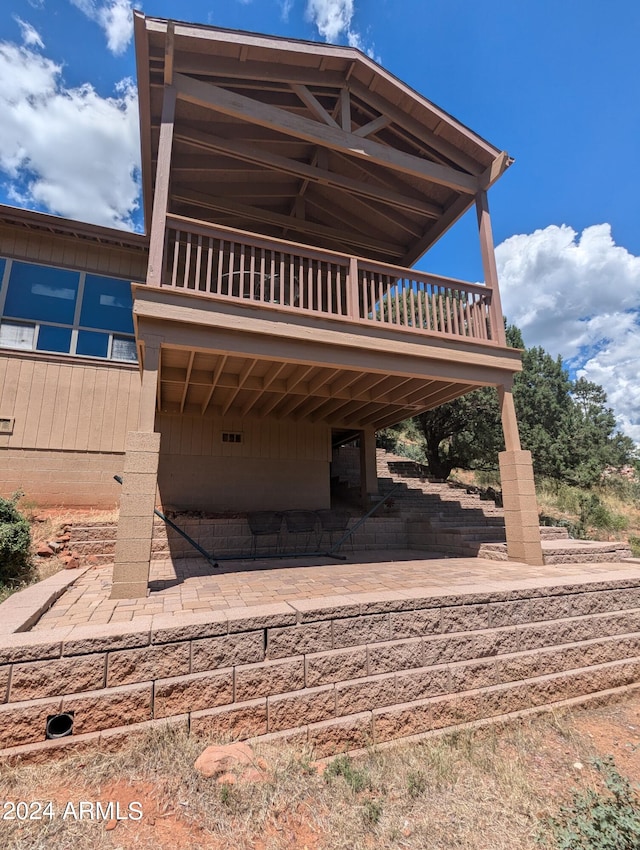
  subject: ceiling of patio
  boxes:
[136,14,511,267]
[157,346,480,430]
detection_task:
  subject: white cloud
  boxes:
[0,40,141,230]
[305,0,377,58]
[69,0,135,55]
[496,223,640,442]
[15,17,45,49]
[281,0,294,21]
[306,0,354,41]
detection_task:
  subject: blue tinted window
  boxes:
[77,330,109,358]
[0,258,6,280]
[80,275,134,333]
[4,262,79,324]
[36,325,72,354]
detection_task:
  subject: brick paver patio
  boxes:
[32,549,640,632]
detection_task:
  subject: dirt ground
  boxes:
[1,691,639,850]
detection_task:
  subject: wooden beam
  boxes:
[176,128,441,218]
[339,87,351,131]
[241,361,287,416]
[480,151,513,191]
[353,114,391,138]
[163,21,175,85]
[401,194,473,267]
[291,84,341,129]
[147,85,176,287]
[349,80,486,175]
[151,50,350,88]
[476,190,506,345]
[174,74,479,194]
[171,186,406,257]
[222,358,257,415]
[200,354,227,414]
[179,349,195,413]
[309,183,422,240]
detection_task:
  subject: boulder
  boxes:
[194,742,256,778]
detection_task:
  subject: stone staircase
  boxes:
[376,449,633,564]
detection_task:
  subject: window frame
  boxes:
[0,257,137,364]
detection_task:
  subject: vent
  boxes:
[0,417,14,434]
[222,432,243,444]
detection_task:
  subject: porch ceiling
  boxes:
[157,345,480,431]
[135,14,512,267]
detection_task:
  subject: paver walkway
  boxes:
[32,549,640,631]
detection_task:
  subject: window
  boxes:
[0,259,137,363]
[0,321,35,350]
[80,275,135,333]
[222,432,243,443]
[4,263,79,324]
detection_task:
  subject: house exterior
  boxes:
[0,13,543,598]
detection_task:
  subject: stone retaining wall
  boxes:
[2,575,640,759]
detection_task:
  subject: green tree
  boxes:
[413,387,503,480]
[411,324,635,484]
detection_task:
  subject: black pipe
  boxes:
[46,712,74,739]
[113,475,219,568]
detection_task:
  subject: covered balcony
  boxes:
[110,14,543,599]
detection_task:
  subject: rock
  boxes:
[105,819,117,831]
[36,544,54,557]
[194,742,256,778]
[46,541,63,553]
[216,772,236,785]
[56,534,71,543]
[65,557,80,570]
[240,768,267,784]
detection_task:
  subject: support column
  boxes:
[360,427,379,506]
[498,384,544,566]
[110,341,161,599]
[476,190,507,346]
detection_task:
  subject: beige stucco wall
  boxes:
[156,413,331,511]
[0,353,141,506]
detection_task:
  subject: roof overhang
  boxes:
[135,13,512,266]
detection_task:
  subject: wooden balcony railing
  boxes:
[161,215,497,344]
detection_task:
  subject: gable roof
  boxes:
[135,13,512,265]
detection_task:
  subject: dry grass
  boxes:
[2,698,635,850]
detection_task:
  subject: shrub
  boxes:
[540,756,640,849]
[0,493,34,587]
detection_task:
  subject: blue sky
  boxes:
[1,1,639,442]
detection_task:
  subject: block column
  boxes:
[110,339,161,599]
[498,384,544,566]
[360,427,379,506]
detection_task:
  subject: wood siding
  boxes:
[0,225,148,281]
[0,353,141,453]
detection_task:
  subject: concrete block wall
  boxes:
[69,516,409,563]
[2,575,640,759]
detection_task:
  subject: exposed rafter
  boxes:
[175,128,443,218]
[174,73,479,194]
